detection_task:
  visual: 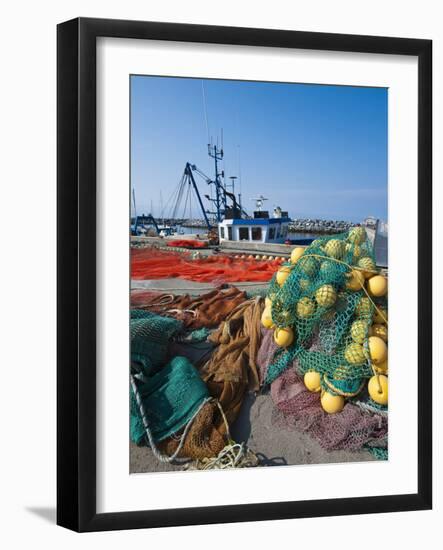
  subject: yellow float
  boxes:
[273,326,295,348]
[358,256,376,278]
[290,247,305,264]
[368,336,387,365]
[368,374,388,405]
[344,342,366,365]
[315,284,337,308]
[352,244,362,259]
[367,274,388,297]
[265,296,273,308]
[320,391,345,414]
[345,269,365,291]
[304,371,322,392]
[298,256,318,277]
[324,239,345,259]
[370,323,388,342]
[299,278,310,291]
[350,319,368,344]
[347,226,366,245]
[296,297,316,318]
[276,265,291,286]
[355,296,372,318]
[261,306,274,329]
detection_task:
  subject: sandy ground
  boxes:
[130,392,375,474]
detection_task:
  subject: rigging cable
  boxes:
[201,80,210,144]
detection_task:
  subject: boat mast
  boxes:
[208,132,225,223]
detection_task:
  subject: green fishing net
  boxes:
[130,310,183,377]
[264,227,387,395]
[130,355,210,444]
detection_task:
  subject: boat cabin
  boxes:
[218,210,290,244]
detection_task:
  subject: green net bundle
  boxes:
[130,310,183,377]
[130,355,210,444]
[263,227,388,401]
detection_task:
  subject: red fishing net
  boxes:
[257,328,388,452]
[131,248,281,283]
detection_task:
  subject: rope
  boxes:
[165,308,198,318]
[186,442,260,470]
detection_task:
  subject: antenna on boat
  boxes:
[229,176,237,196]
[237,145,242,214]
[251,195,268,212]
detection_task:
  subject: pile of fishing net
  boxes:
[131,247,280,283]
[130,309,227,461]
[257,328,387,453]
[261,226,389,416]
[130,296,263,464]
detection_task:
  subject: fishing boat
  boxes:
[218,198,290,245]
[131,137,387,265]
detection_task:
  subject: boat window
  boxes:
[251,227,262,241]
[228,226,233,240]
[268,227,275,239]
[239,227,249,240]
[220,227,225,239]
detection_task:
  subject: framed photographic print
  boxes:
[57,17,432,532]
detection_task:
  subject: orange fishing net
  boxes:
[131,248,281,283]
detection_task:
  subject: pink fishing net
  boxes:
[257,328,388,452]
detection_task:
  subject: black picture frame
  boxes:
[57,17,432,532]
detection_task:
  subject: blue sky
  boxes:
[131,76,387,223]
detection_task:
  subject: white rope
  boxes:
[186,442,260,470]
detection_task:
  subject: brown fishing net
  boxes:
[157,400,226,460]
[198,297,263,432]
[257,328,387,452]
[149,297,264,461]
[131,286,247,329]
